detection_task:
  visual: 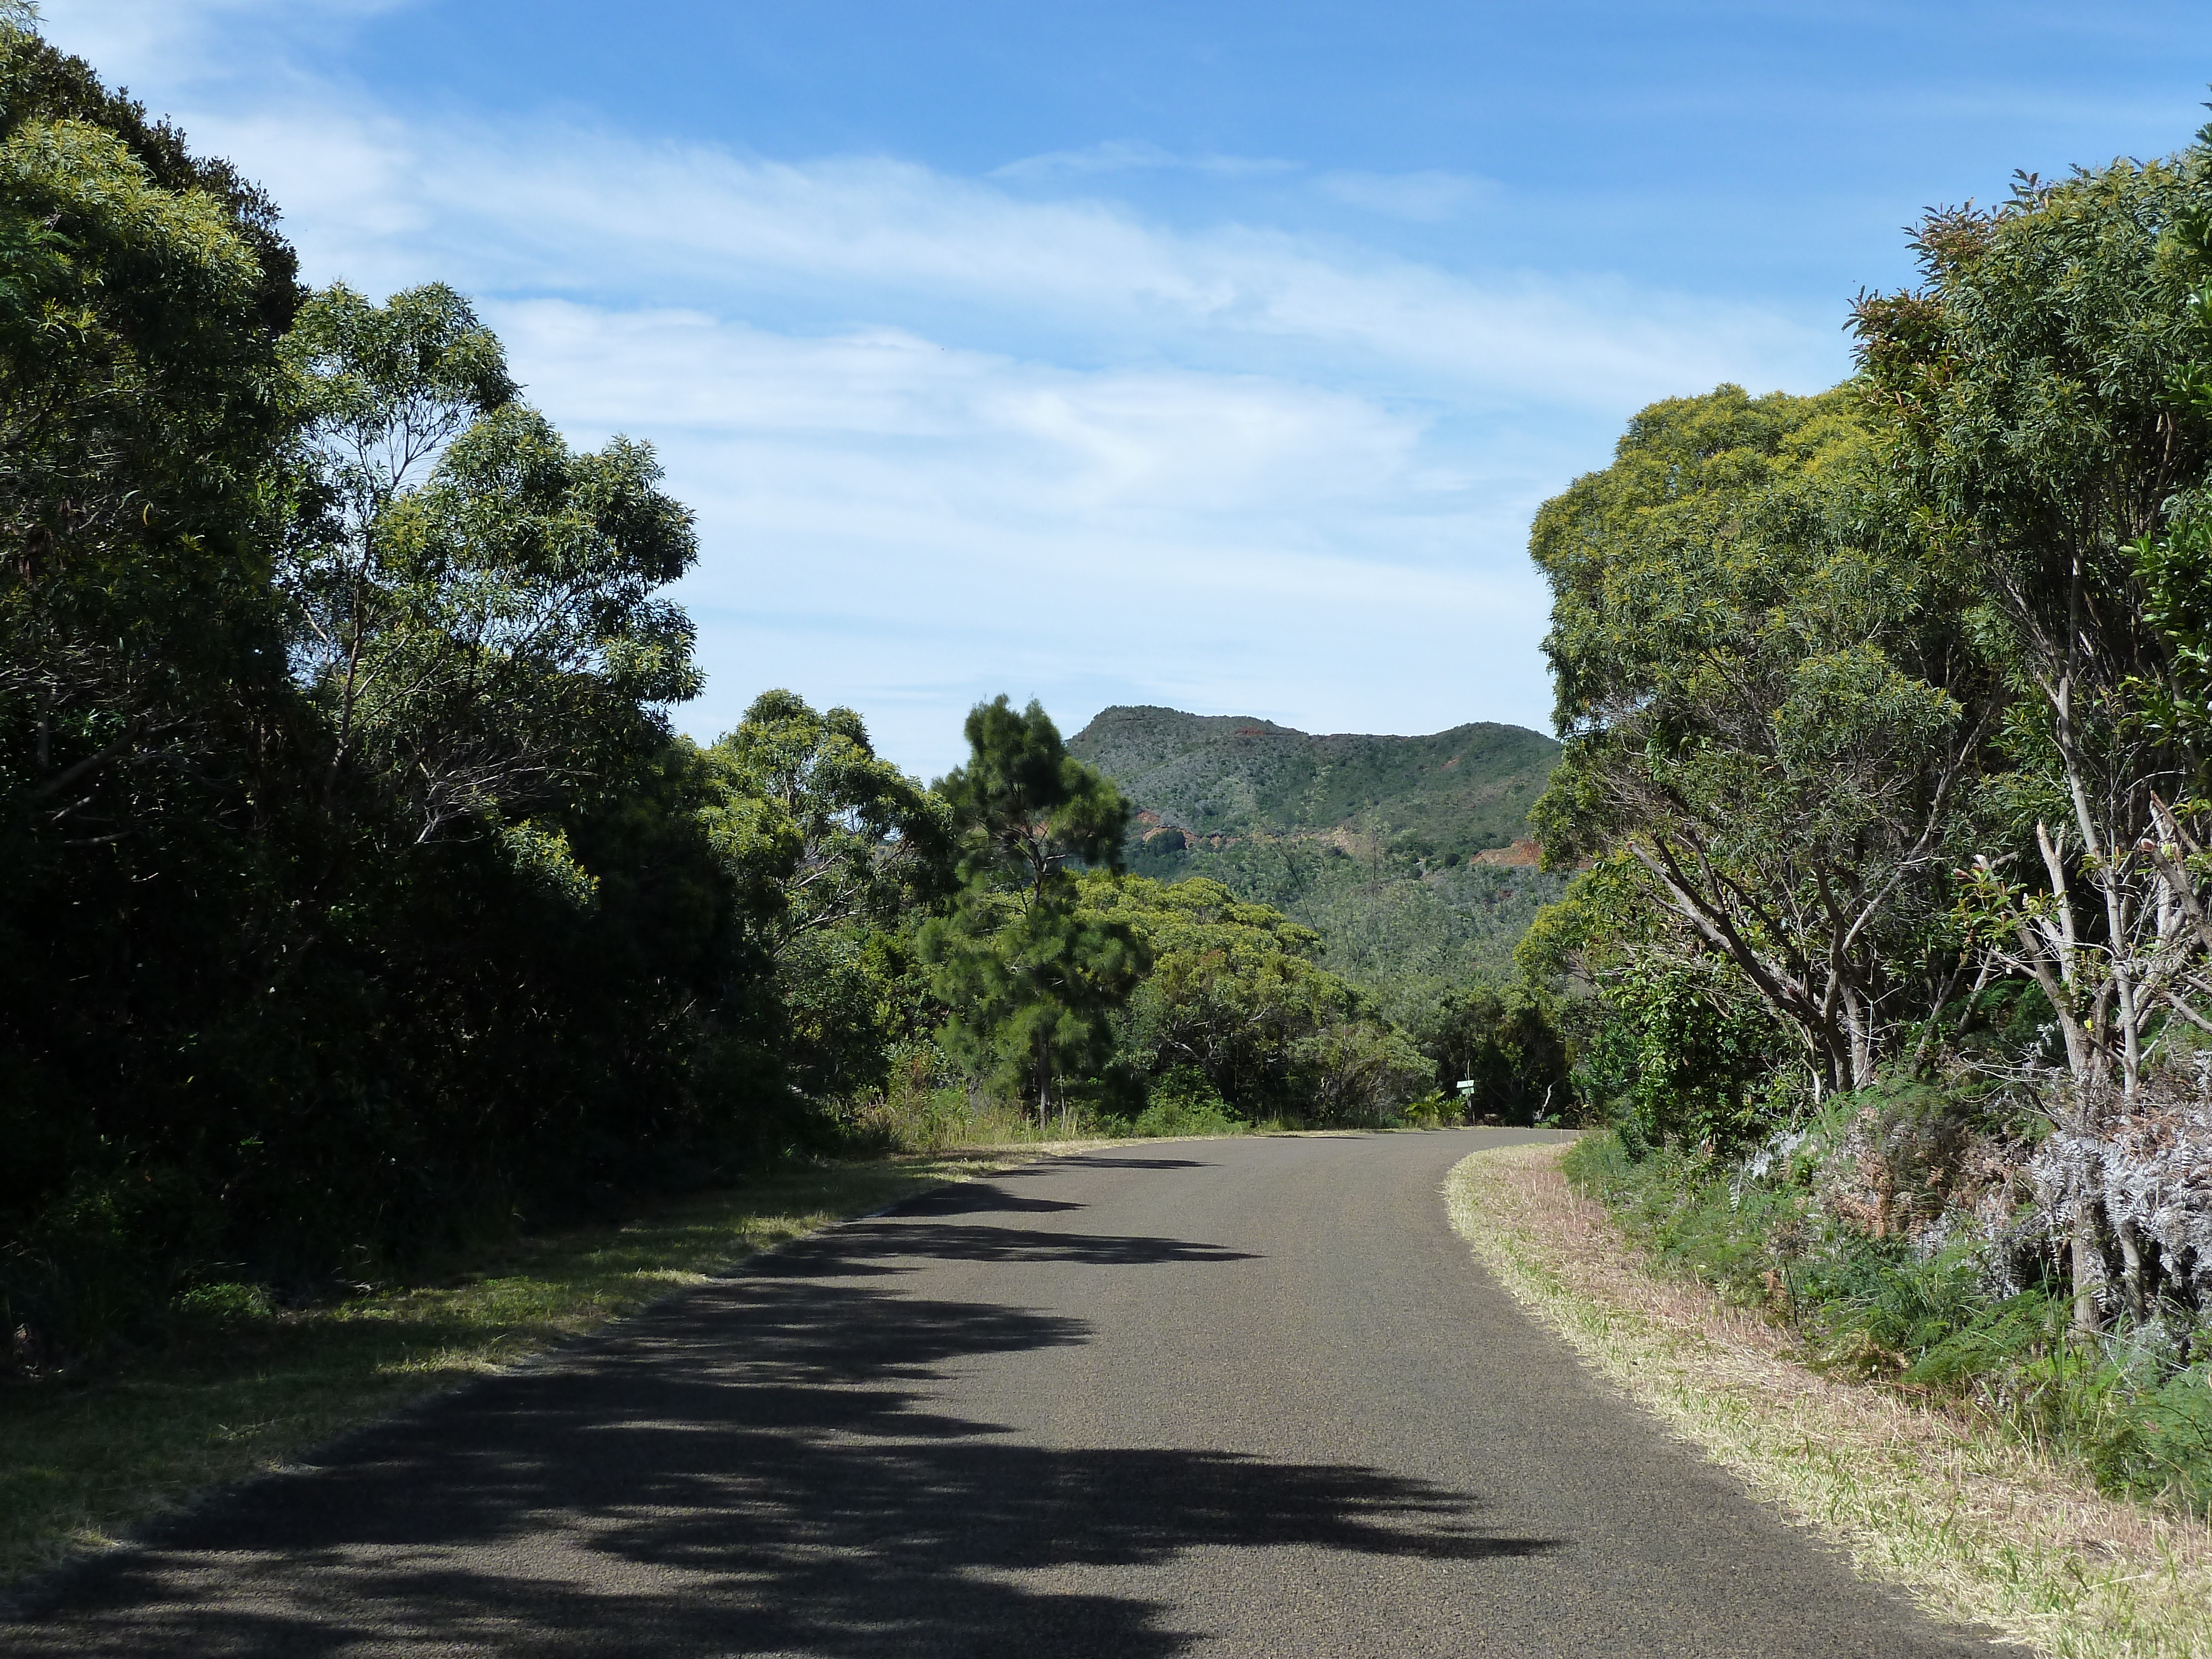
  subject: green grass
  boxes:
[0,1149,1048,1592]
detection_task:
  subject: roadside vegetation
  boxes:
[1564,1124,2212,1520]
[1490,98,2212,1608]
[1451,1142,2212,1659]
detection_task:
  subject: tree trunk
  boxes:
[2119,1219,2145,1324]
[2069,1199,2105,1337]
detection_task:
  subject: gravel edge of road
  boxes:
[1443,1141,2212,1659]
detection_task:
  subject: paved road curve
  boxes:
[17,1129,2005,1656]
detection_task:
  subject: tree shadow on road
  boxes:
[750,1207,1261,1281]
[842,1220,1258,1267]
[18,1203,1556,1658]
[1049,1155,1213,1170]
[880,1181,1088,1217]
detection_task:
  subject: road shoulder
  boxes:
[1446,1140,2212,1659]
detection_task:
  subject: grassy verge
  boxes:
[0,1145,1093,1593]
[837,1076,1290,1150]
[1447,1140,2212,1659]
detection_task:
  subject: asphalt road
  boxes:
[15,1128,2006,1656]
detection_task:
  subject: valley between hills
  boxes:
[1067,706,1567,1021]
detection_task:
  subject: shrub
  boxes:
[1130,1067,1245,1138]
[1566,1123,2212,1519]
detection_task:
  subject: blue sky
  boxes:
[38,1,2212,777]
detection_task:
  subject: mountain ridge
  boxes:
[1066,705,1566,1013]
[1067,703,1559,864]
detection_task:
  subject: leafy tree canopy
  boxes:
[283,284,700,841]
[1529,384,1999,1093]
[1086,873,1433,1124]
[1,27,302,853]
[698,688,951,957]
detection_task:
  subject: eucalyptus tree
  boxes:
[1097,874,1335,1108]
[1086,873,1409,1121]
[694,691,952,1101]
[283,284,699,844]
[1853,152,2212,1331]
[1531,385,2001,1099]
[701,688,951,956]
[1854,156,2212,1118]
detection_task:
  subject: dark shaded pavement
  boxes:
[13,1129,2006,1655]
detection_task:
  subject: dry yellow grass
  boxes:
[1447,1140,2212,1659]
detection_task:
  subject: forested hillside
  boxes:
[1068,705,1557,860]
[1069,705,1564,1014]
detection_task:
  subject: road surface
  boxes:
[15,1128,2004,1656]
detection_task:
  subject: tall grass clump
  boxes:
[831,1045,1267,1149]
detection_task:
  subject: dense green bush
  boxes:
[1128,1070,1246,1138]
[1088,872,1433,1126]
[1565,1125,2212,1519]
[1412,979,1570,1124]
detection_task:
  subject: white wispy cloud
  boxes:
[36,0,1840,772]
[993,139,1301,183]
[489,299,1552,765]
[41,0,410,85]
[178,100,1831,411]
[1317,168,1494,223]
